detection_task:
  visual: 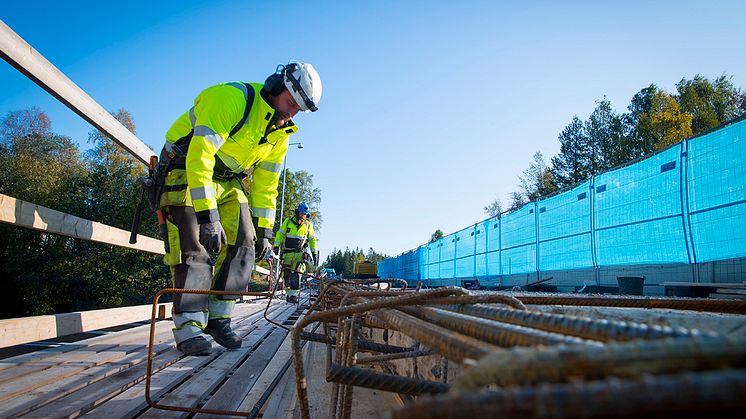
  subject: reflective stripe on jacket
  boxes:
[165,82,298,231]
[274,216,317,251]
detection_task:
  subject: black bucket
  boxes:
[617,276,645,295]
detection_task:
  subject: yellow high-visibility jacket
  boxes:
[165,82,298,237]
[274,216,317,252]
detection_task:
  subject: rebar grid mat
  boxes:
[292,281,746,419]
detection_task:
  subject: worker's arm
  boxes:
[308,222,317,252]
[186,84,245,223]
[274,218,288,249]
[250,137,290,239]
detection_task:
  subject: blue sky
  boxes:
[1,0,744,258]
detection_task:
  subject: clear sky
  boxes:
[1,0,744,258]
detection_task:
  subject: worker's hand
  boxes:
[255,238,272,262]
[198,221,227,253]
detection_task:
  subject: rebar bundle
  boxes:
[291,281,746,419]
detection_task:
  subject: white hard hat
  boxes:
[283,62,322,112]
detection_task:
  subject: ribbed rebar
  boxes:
[392,369,746,419]
[453,336,746,392]
[440,303,697,342]
[516,294,746,314]
[326,365,449,396]
[293,287,466,419]
[299,331,412,353]
[400,306,595,347]
[356,349,434,364]
[373,308,496,363]
[425,293,527,310]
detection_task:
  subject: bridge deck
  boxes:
[0,299,373,418]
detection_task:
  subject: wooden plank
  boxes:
[233,319,308,415]
[195,324,293,415]
[259,364,297,419]
[1,280,270,348]
[138,304,297,418]
[23,348,190,418]
[7,301,285,418]
[0,302,173,348]
[0,344,119,384]
[0,344,85,372]
[0,20,154,165]
[0,350,127,402]
[73,302,288,418]
[0,346,170,418]
[0,193,164,256]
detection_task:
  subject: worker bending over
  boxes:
[155,62,322,356]
[274,202,318,303]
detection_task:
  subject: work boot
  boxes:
[286,295,297,304]
[177,336,212,356]
[204,318,242,350]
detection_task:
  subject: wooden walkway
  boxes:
[0,300,316,418]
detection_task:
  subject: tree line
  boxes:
[321,247,388,277]
[0,107,323,319]
[485,74,746,216]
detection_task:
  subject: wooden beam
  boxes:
[0,193,165,255]
[0,19,154,165]
[0,303,172,348]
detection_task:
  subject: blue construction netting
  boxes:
[379,115,746,285]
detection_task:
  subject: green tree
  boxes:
[550,116,590,188]
[273,169,322,231]
[585,98,626,171]
[430,229,444,243]
[637,91,693,150]
[0,107,169,318]
[676,74,743,134]
[519,151,558,201]
[507,191,526,211]
[483,197,503,219]
[625,84,661,156]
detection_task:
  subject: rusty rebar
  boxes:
[400,306,595,348]
[515,294,746,314]
[146,288,272,416]
[326,365,449,396]
[453,336,746,392]
[426,293,527,310]
[292,287,465,419]
[372,308,497,363]
[299,331,412,353]
[356,349,434,364]
[392,369,746,419]
[440,303,697,342]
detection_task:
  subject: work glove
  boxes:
[199,221,227,253]
[255,237,272,262]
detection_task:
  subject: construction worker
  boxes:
[156,62,322,356]
[273,202,318,304]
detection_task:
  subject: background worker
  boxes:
[156,62,322,356]
[273,202,318,303]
